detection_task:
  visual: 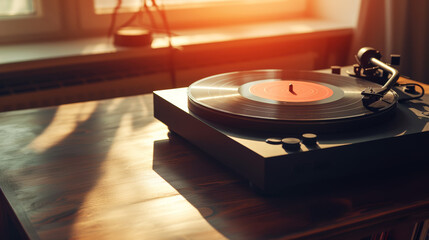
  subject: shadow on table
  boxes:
[152,132,429,240]
[0,96,153,240]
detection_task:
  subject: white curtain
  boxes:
[351,0,429,83]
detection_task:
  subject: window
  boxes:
[0,0,61,42]
[0,0,34,16]
[92,0,299,13]
[1,0,360,44]
[79,0,308,33]
[0,0,308,43]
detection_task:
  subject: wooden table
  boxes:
[1,89,429,240]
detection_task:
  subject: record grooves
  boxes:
[187,70,398,133]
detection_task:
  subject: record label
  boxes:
[248,80,333,102]
[239,79,344,105]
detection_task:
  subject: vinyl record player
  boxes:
[153,48,429,193]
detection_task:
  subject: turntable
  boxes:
[153,47,429,193]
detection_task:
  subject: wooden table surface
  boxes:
[1,85,429,240]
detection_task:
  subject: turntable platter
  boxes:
[187,70,398,133]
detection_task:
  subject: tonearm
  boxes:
[354,47,400,100]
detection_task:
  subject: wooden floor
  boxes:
[0,89,429,239]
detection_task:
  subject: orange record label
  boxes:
[249,80,334,102]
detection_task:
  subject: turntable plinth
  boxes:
[154,70,429,193]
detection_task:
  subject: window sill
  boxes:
[0,18,354,74]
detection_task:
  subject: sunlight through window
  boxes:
[95,0,236,12]
[27,102,98,153]
[0,0,34,17]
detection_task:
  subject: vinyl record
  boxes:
[187,70,398,133]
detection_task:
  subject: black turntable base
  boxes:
[153,68,429,193]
